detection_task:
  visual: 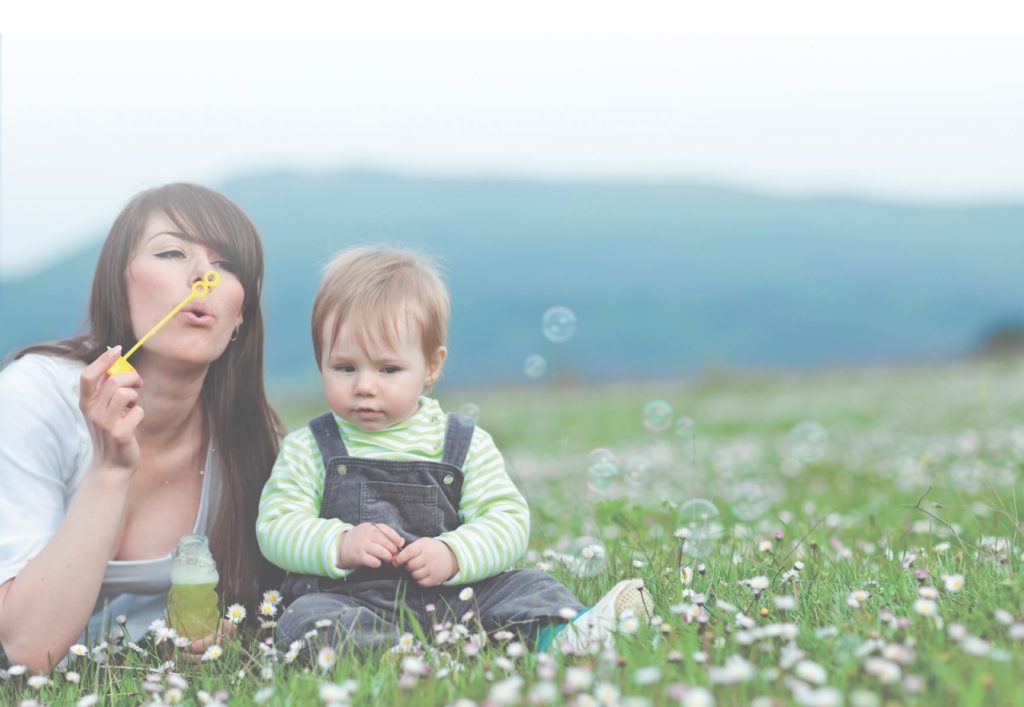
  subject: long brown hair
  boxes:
[18,183,283,609]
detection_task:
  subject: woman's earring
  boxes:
[230,324,241,342]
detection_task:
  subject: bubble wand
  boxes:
[107,270,221,375]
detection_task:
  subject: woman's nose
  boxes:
[190,254,215,283]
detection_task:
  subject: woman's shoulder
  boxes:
[0,353,85,428]
[0,352,84,395]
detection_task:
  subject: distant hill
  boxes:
[2,170,1023,393]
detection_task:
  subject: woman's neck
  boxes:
[133,357,208,450]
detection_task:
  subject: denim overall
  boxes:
[277,412,585,651]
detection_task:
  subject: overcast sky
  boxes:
[2,34,1022,279]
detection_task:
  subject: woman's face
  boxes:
[124,211,245,369]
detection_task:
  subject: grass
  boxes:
[4,356,1024,706]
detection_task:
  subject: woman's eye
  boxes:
[213,260,236,273]
[156,250,185,259]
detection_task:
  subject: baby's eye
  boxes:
[381,366,401,375]
[332,364,356,373]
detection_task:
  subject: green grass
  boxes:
[4,357,1024,705]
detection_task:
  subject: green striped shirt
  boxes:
[256,397,530,585]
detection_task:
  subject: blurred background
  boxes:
[2,35,1023,398]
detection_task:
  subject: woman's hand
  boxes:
[187,618,234,660]
[79,346,144,474]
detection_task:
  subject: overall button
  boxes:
[336,464,347,475]
[443,474,455,485]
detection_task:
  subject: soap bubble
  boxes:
[624,455,653,486]
[789,421,829,463]
[675,499,722,558]
[675,416,697,441]
[643,400,674,433]
[728,480,773,521]
[565,537,606,577]
[523,354,547,379]
[587,459,619,492]
[588,448,615,465]
[542,306,577,343]
[458,403,481,421]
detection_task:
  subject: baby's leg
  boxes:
[455,569,586,645]
[277,592,402,653]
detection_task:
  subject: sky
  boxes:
[2,31,1023,279]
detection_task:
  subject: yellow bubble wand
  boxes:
[107,270,221,375]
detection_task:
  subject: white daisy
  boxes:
[225,604,247,624]
[317,646,336,670]
[201,645,223,661]
[943,574,965,592]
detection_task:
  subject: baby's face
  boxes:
[321,319,445,432]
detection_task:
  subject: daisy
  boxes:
[918,586,939,600]
[620,613,640,634]
[154,625,178,645]
[201,645,223,661]
[459,587,475,601]
[259,601,277,617]
[397,632,416,651]
[27,675,50,689]
[69,644,89,657]
[795,659,827,685]
[682,686,715,707]
[225,604,247,624]
[76,695,99,707]
[317,646,336,670]
[913,598,938,616]
[633,666,661,685]
[943,574,965,592]
[262,590,283,605]
[748,576,770,592]
[774,595,797,611]
[847,589,870,608]
[65,671,81,684]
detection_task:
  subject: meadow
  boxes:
[3,356,1023,706]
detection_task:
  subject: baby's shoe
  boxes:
[558,578,653,652]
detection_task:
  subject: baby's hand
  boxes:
[393,538,459,587]
[337,523,405,569]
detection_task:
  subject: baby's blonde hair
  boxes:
[311,246,450,369]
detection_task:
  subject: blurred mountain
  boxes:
[2,170,1022,393]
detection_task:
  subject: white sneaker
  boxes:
[558,578,654,652]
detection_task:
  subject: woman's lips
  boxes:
[182,311,217,326]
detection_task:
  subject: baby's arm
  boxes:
[256,433,358,578]
[435,429,530,585]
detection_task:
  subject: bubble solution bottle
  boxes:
[167,533,220,639]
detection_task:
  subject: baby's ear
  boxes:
[426,346,447,385]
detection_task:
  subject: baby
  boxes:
[256,246,651,653]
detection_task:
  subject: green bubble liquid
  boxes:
[167,581,219,639]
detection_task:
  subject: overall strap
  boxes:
[309,412,349,465]
[441,413,476,469]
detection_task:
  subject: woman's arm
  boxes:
[0,348,142,671]
[0,464,133,670]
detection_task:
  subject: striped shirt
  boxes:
[256,397,530,585]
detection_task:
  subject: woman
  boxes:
[0,183,283,671]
